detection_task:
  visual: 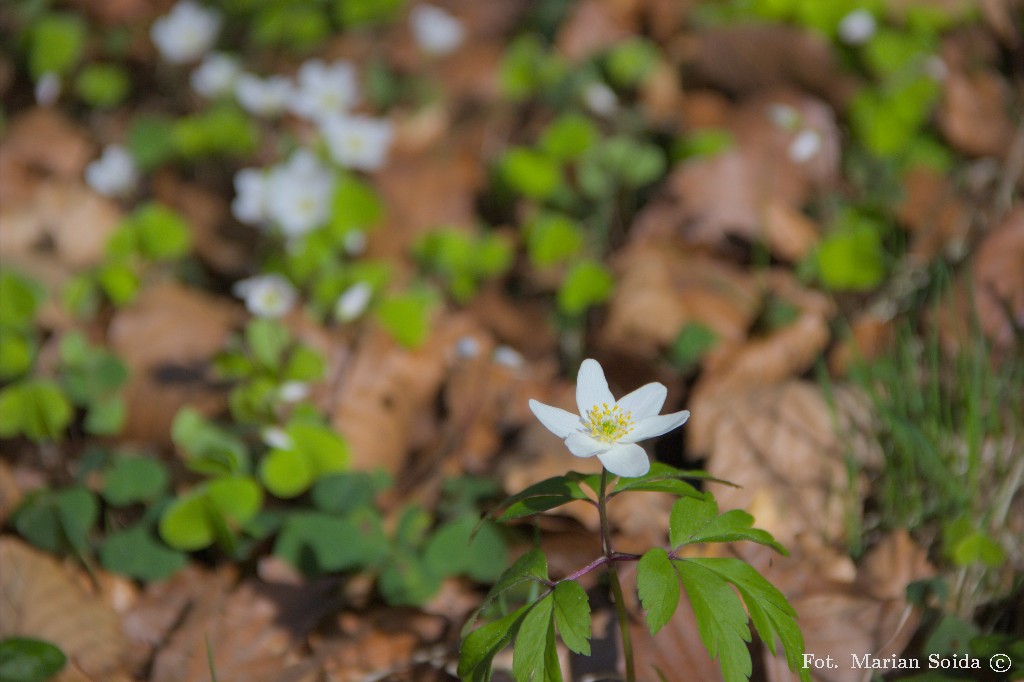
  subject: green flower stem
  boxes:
[598,467,636,682]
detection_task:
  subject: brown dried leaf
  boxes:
[150,576,335,682]
[108,282,242,441]
[689,381,879,549]
[0,537,128,680]
[555,0,636,61]
[693,269,833,399]
[600,240,761,359]
[972,208,1024,350]
[316,609,448,682]
[638,91,839,260]
[331,313,478,476]
[684,25,857,107]
[0,181,122,281]
[938,69,1016,158]
[0,110,94,206]
[896,166,970,261]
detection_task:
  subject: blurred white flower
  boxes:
[455,336,481,359]
[343,230,367,256]
[236,73,292,118]
[288,59,360,123]
[334,281,373,322]
[322,114,394,171]
[233,274,297,318]
[151,0,221,64]
[493,345,524,369]
[262,426,293,450]
[529,358,690,478]
[789,129,822,163]
[410,5,465,56]
[768,103,801,131]
[35,72,61,106]
[265,150,334,237]
[583,82,618,117]
[838,9,876,46]
[231,168,269,226]
[85,145,138,198]
[191,52,240,98]
[278,381,310,403]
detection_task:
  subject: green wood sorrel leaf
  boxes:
[379,553,443,606]
[459,604,532,682]
[669,493,786,554]
[101,455,168,506]
[14,486,97,555]
[0,380,73,442]
[513,595,562,682]
[99,523,186,582]
[552,580,591,656]
[158,476,262,551]
[171,408,249,476]
[637,548,680,635]
[424,515,507,582]
[273,509,388,576]
[0,637,66,682]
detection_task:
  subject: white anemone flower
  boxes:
[233,274,297,318]
[85,145,139,198]
[837,9,876,46]
[35,72,61,106]
[262,426,293,450]
[278,381,310,403]
[410,5,465,56]
[583,82,618,117]
[788,129,822,163]
[235,73,292,118]
[288,59,360,122]
[322,114,394,171]
[265,150,334,237]
[191,52,241,98]
[150,0,221,64]
[231,168,269,225]
[334,281,373,322]
[529,359,690,478]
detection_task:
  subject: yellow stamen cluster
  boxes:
[586,403,634,442]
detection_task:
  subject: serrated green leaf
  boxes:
[552,581,590,655]
[459,604,531,681]
[670,494,785,554]
[688,558,808,681]
[609,462,711,498]
[513,595,559,682]
[637,548,680,635]
[491,475,590,523]
[464,549,549,640]
[676,559,752,682]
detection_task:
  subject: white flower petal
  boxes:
[623,410,690,443]
[565,432,608,458]
[576,359,615,416]
[528,400,582,439]
[615,382,667,421]
[597,443,650,477]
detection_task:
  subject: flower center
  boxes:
[586,403,634,442]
